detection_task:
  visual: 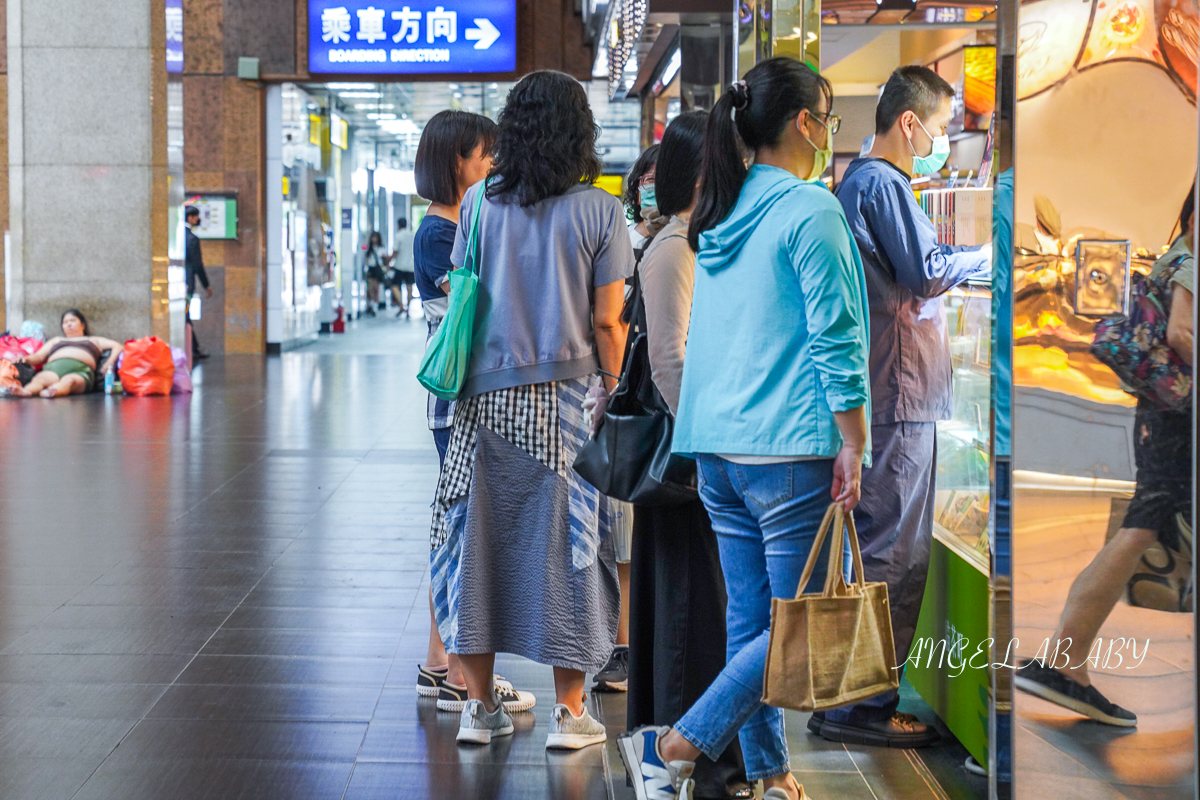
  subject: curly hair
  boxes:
[487,71,603,207]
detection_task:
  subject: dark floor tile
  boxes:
[175,654,392,687]
[0,757,100,800]
[110,718,369,761]
[359,715,547,764]
[146,683,383,722]
[202,628,400,658]
[240,586,424,609]
[0,716,138,759]
[255,568,427,591]
[222,605,411,632]
[0,681,170,719]
[34,604,230,632]
[1,624,214,656]
[0,654,190,684]
[269,551,432,572]
[66,583,249,609]
[92,565,264,588]
[71,758,356,800]
[343,760,613,800]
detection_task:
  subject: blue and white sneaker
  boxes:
[617,725,696,800]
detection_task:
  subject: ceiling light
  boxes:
[326,82,376,90]
[338,91,382,99]
[367,113,398,120]
[356,103,395,109]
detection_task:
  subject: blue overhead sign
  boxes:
[308,0,517,75]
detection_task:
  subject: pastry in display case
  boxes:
[935,281,992,569]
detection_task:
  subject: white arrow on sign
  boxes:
[465,18,500,49]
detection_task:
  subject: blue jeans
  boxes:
[674,455,840,781]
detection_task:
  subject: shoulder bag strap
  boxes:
[462,181,489,275]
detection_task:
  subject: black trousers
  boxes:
[627,499,749,799]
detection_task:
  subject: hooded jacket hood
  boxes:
[696,165,810,273]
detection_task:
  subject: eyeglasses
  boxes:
[815,112,842,135]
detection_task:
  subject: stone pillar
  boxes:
[6,0,167,343]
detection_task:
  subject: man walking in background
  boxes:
[185,205,212,361]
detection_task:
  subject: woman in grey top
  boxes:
[625,111,751,798]
[428,70,635,750]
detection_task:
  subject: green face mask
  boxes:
[640,183,657,211]
[909,116,950,175]
[800,114,833,182]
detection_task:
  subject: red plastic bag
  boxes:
[0,335,42,362]
[118,337,175,396]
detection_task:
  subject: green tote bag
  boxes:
[417,182,487,401]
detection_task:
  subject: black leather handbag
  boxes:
[572,272,698,506]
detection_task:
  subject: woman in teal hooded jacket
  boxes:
[617,58,872,800]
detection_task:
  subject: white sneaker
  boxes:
[617,725,695,800]
[456,698,514,745]
[546,701,607,749]
[764,785,810,800]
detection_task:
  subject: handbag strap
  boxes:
[794,503,870,599]
[461,180,489,276]
[843,509,868,590]
[795,504,838,598]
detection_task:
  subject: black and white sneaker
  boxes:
[1014,659,1137,727]
[437,678,536,713]
[416,664,447,698]
[617,725,696,800]
[593,645,629,692]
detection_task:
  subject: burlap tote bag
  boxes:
[762,503,899,712]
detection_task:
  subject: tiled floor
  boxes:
[0,312,984,799]
[1013,489,1196,799]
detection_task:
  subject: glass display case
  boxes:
[934,279,993,571]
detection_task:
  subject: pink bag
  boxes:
[171,347,193,394]
[0,335,42,362]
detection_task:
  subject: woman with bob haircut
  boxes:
[411,110,538,718]
[428,71,635,750]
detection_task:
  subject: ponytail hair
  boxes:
[688,58,832,251]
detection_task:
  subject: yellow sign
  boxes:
[282,175,290,196]
[595,175,623,197]
[309,114,323,146]
[331,112,349,150]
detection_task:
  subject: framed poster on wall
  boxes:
[187,195,239,240]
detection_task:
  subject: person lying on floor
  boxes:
[12,309,122,398]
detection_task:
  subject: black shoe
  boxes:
[193,350,210,361]
[365,308,376,317]
[809,711,940,748]
[1014,659,1137,727]
[592,645,629,692]
[415,663,447,698]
